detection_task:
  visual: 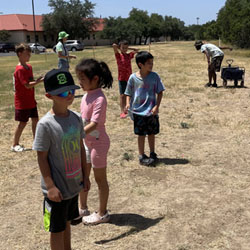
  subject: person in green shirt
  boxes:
[56,31,77,70]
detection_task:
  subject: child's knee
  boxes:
[95,176,108,187]
[18,121,27,128]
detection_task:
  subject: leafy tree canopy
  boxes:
[41,0,95,40]
[0,30,11,42]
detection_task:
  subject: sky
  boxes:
[0,0,226,26]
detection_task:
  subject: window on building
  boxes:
[93,34,95,40]
[26,35,30,43]
[43,35,47,42]
[51,35,55,42]
[35,35,39,42]
[88,35,90,40]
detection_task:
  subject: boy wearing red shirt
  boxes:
[112,40,138,118]
[11,43,43,152]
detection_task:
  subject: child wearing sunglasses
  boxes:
[33,69,90,250]
[75,58,113,225]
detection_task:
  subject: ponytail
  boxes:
[75,58,113,89]
[99,61,113,89]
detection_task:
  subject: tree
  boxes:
[162,16,185,40]
[128,8,150,44]
[217,0,250,48]
[41,0,95,40]
[0,30,11,42]
[148,14,164,41]
[101,17,134,43]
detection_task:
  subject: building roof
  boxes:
[0,14,43,31]
[0,14,105,32]
[92,18,105,32]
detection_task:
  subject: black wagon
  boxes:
[221,59,245,87]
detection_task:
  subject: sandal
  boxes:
[73,207,90,220]
[82,211,110,225]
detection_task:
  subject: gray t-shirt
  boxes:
[201,43,224,58]
[33,110,85,200]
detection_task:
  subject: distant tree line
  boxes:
[40,0,250,48]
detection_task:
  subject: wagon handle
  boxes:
[226,59,233,66]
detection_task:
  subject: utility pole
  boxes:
[32,0,38,53]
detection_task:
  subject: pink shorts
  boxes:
[84,141,110,168]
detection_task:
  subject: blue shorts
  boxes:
[58,59,69,70]
[43,194,79,233]
[118,81,127,95]
[133,114,160,136]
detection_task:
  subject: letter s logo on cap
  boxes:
[57,73,67,85]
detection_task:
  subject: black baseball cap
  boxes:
[44,69,80,95]
[194,40,203,50]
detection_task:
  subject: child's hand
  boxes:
[70,55,77,59]
[47,186,63,202]
[124,104,130,114]
[36,76,44,83]
[151,106,159,115]
[112,43,118,48]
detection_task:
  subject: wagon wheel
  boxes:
[223,79,227,87]
[234,80,238,87]
[240,80,244,87]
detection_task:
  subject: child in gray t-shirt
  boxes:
[33,68,90,250]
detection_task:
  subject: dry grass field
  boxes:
[1,41,250,250]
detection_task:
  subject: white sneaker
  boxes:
[11,145,25,152]
[73,207,90,220]
[82,211,110,225]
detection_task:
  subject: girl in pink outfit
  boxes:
[75,58,113,225]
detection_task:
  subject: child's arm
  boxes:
[151,91,163,115]
[112,43,119,54]
[203,50,211,64]
[24,76,44,89]
[80,140,90,192]
[219,46,233,51]
[37,151,63,202]
[124,95,131,114]
[84,121,98,134]
[128,47,139,53]
[58,51,77,59]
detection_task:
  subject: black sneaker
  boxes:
[204,83,212,87]
[139,154,155,166]
[150,152,159,161]
[212,83,217,88]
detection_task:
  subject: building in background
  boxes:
[0,14,109,47]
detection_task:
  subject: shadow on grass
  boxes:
[158,158,189,166]
[94,213,165,244]
[217,85,248,89]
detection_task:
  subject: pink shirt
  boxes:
[80,88,109,145]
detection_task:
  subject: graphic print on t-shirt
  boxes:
[61,126,82,179]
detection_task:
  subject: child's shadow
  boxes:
[157,157,189,166]
[95,213,165,244]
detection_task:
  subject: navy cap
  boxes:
[44,69,80,95]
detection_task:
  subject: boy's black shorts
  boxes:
[133,114,160,136]
[43,194,79,233]
[118,81,128,95]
